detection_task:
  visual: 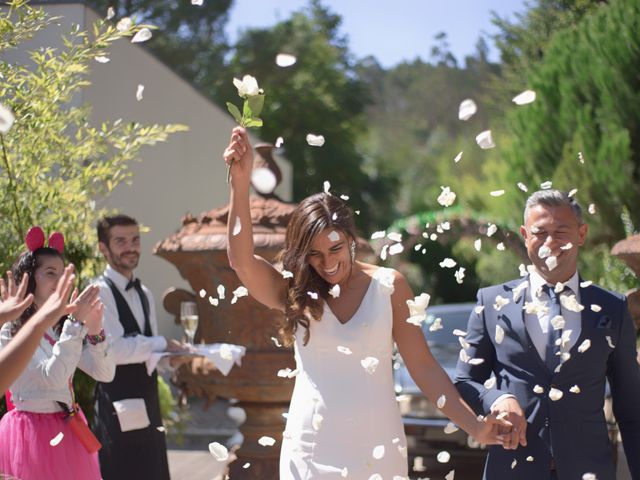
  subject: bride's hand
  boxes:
[473,411,512,446]
[223,127,253,186]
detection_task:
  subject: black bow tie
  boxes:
[125,278,141,291]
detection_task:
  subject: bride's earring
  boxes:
[350,241,356,263]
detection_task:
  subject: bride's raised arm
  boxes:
[224,126,287,312]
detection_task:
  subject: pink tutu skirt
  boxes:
[0,409,100,480]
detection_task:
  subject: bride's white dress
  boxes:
[280,267,408,479]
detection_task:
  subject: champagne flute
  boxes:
[180,301,199,345]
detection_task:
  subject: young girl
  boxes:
[224,127,509,479]
[0,227,115,480]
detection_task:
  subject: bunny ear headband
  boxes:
[25,226,65,254]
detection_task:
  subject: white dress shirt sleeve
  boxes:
[99,281,167,365]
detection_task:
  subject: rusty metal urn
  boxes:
[154,145,296,478]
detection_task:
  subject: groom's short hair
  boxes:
[97,214,139,245]
[524,190,583,225]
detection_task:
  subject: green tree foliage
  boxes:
[86,0,233,98]
[0,0,187,279]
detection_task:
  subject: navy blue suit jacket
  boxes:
[455,277,640,480]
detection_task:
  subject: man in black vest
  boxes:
[92,214,183,480]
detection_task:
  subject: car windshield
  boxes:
[422,308,473,345]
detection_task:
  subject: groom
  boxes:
[455,190,640,479]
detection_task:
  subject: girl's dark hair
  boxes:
[277,193,357,346]
[9,247,64,334]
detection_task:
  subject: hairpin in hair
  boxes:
[25,226,65,254]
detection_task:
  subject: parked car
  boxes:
[393,302,620,478]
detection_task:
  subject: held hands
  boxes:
[223,127,253,186]
[473,410,513,447]
[490,397,528,450]
[70,284,104,335]
[0,271,34,325]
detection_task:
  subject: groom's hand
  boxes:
[491,397,527,449]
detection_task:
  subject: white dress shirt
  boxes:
[95,265,167,366]
[490,270,582,411]
[0,319,115,413]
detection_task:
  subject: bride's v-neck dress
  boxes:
[280,267,409,479]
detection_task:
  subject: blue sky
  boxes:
[225,0,528,68]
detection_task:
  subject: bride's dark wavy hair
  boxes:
[277,193,357,346]
[9,247,65,335]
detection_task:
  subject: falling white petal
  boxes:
[116,17,132,32]
[458,337,470,350]
[560,242,573,251]
[512,90,536,105]
[407,293,431,316]
[474,239,482,252]
[570,385,581,394]
[329,284,341,298]
[0,103,15,134]
[387,232,402,242]
[483,377,496,389]
[323,180,331,194]
[131,27,152,43]
[439,258,457,268]
[106,7,115,19]
[458,99,477,121]
[445,470,455,480]
[192,0,204,4]
[527,456,534,462]
[588,204,596,214]
[538,245,552,259]
[208,296,219,306]
[251,167,277,194]
[340,194,349,200]
[550,315,565,330]
[486,224,497,237]
[94,55,110,63]
[258,436,276,446]
[312,413,323,431]
[429,317,443,332]
[474,305,485,314]
[276,53,297,67]
[560,294,584,312]
[452,329,467,337]
[533,385,544,394]
[198,288,206,298]
[307,291,318,300]
[217,285,225,299]
[437,186,457,207]
[306,134,325,147]
[389,243,404,256]
[444,422,459,434]
[430,233,438,241]
[209,442,229,461]
[490,189,505,197]
[545,256,558,271]
[136,84,144,101]
[361,356,379,374]
[511,459,518,469]
[549,388,563,401]
[475,130,495,149]
[454,267,465,284]
[232,216,242,236]
[380,244,388,261]
[468,357,485,365]
[580,280,593,288]
[582,473,597,480]
[275,136,284,148]
[341,468,348,477]
[512,281,528,302]
[371,230,386,240]
[372,444,385,459]
[578,339,591,353]
[337,346,352,355]
[50,432,64,446]
[493,295,510,311]
[540,180,553,189]
[497,243,505,251]
[437,451,451,463]
[454,151,463,163]
[437,395,446,409]
[495,325,505,344]
[590,304,602,312]
[568,188,578,197]
[459,349,470,363]
[271,336,282,347]
[606,336,615,349]
[517,182,528,192]
[327,230,340,242]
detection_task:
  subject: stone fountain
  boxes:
[154,145,372,478]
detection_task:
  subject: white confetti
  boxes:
[568,188,578,197]
[577,339,591,353]
[430,233,438,241]
[444,422,459,434]
[533,385,544,394]
[217,285,225,299]
[570,385,581,394]
[323,180,331,194]
[306,134,325,147]
[560,242,573,251]
[493,295,510,311]
[389,243,404,256]
[476,130,495,149]
[483,377,496,389]
[275,53,297,67]
[106,6,115,19]
[429,317,443,332]
[474,239,482,252]
[454,267,466,284]
[372,444,385,459]
[526,456,534,462]
[258,436,276,446]
[474,305,485,314]
[199,289,206,298]
[545,256,558,271]
[209,442,229,461]
[490,189,505,197]
[94,55,110,63]
[281,270,293,279]
[497,242,505,251]
[606,336,615,349]
[337,346,352,355]
[495,325,505,344]
[582,473,597,480]
[340,194,349,201]
[371,230,386,240]
[458,99,477,121]
[277,368,299,378]
[208,296,219,306]
[512,281,528,302]
[407,293,431,316]
[517,182,528,192]
[157,426,166,432]
[452,329,467,337]
[131,27,152,43]
[251,167,278,194]
[136,84,144,101]
[437,451,451,463]
[540,180,553,189]
[590,304,602,312]
[538,245,552,259]
[511,459,518,469]
[454,151,463,163]
[232,216,242,236]
[243,463,251,469]
[549,388,563,401]
[458,336,470,350]
[387,232,402,242]
[312,413,323,430]
[560,294,584,312]
[588,203,596,214]
[519,264,528,277]
[550,315,565,331]
[329,284,341,298]
[231,286,249,304]
[49,432,64,446]
[437,186,457,207]
[486,224,497,237]
[446,470,455,480]
[580,280,593,288]
[307,291,318,300]
[512,90,536,105]
[439,258,457,268]
[437,395,446,409]
[361,356,379,374]
[271,336,282,347]
[468,358,485,365]
[327,230,340,242]
[380,244,388,261]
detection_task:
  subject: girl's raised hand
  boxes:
[223,127,253,186]
[0,271,34,325]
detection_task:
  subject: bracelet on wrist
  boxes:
[86,329,106,345]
